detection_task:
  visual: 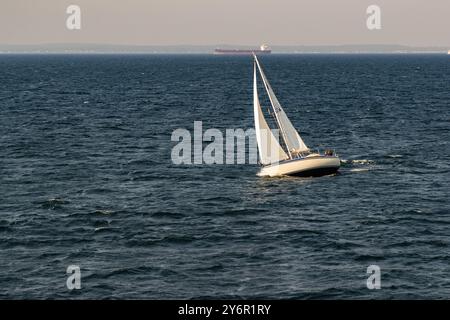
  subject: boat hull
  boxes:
[258,156,340,177]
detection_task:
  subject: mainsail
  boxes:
[253,62,289,165]
[254,55,309,157]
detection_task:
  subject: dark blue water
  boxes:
[0,54,449,299]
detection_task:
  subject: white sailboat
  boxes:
[253,54,340,177]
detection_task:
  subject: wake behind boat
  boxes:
[252,54,340,177]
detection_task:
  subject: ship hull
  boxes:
[258,156,340,177]
[214,49,271,55]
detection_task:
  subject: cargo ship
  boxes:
[214,44,271,55]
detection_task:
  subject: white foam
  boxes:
[351,159,374,165]
[387,154,403,158]
[349,168,370,172]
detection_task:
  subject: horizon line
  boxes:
[0,43,449,48]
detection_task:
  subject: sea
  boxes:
[0,54,449,299]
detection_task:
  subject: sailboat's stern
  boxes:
[258,156,340,177]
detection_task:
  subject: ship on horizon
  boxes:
[214,44,271,55]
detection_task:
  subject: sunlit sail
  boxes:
[254,55,309,158]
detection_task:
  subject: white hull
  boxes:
[258,156,340,177]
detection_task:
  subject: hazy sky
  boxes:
[1,0,449,46]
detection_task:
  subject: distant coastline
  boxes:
[0,44,448,54]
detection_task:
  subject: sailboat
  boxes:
[253,54,340,177]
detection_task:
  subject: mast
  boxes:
[253,54,293,159]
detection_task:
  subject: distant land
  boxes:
[0,44,448,54]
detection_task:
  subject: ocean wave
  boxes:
[92,209,114,216]
[38,197,69,209]
[385,154,404,158]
